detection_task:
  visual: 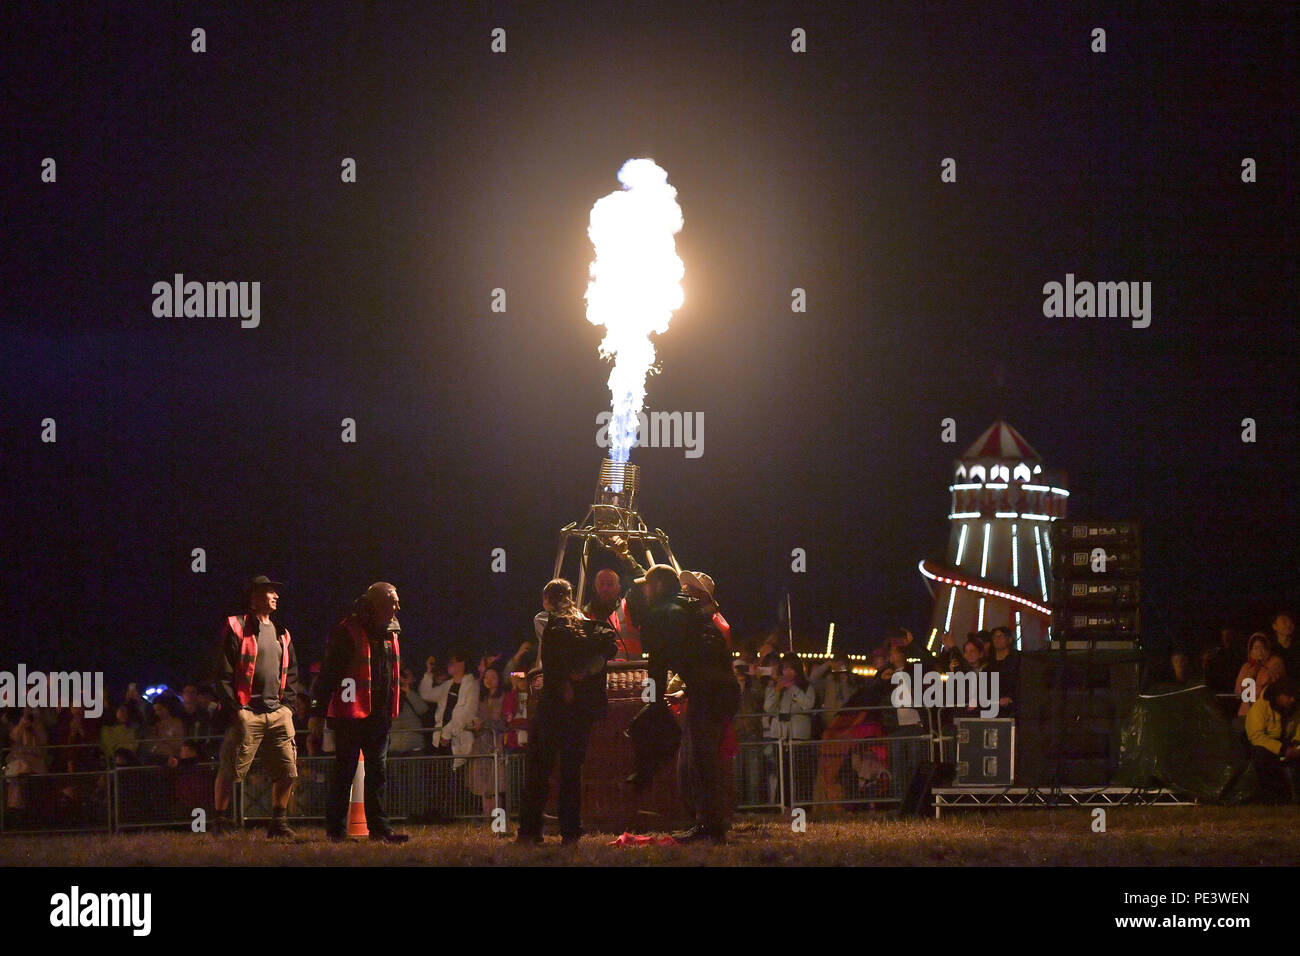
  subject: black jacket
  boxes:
[537,614,618,724]
[640,591,700,704]
[214,614,301,714]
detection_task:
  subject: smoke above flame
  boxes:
[585,158,685,465]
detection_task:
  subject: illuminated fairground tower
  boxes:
[918,421,1068,652]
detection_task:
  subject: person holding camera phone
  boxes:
[764,653,816,806]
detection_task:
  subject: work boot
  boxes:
[209,812,236,835]
[369,831,410,844]
[671,824,706,843]
[266,809,296,838]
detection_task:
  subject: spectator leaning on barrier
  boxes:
[9,707,49,775]
[810,657,858,726]
[765,652,816,804]
[421,649,480,768]
[468,663,508,817]
[1245,677,1300,803]
[212,575,302,838]
[311,582,408,843]
[100,704,138,764]
[390,666,430,754]
[502,671,531,751]
[145,696,187,765]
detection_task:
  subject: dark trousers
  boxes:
[1251,745,1297,803]
[679,705,731,834]
[519,707,590,839]
[326,716,393,836]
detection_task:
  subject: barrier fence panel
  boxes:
[733,740,784,811]
[787,733,931,808]
[2,769,112,835]
[241,755,335,822]
[115,762,218,830]
[386,753,487,821]
[3,709,952,832]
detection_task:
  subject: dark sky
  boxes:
[3,0,1296,693]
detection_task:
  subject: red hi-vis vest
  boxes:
[228,615,291,707]
[327,617,401,720]
[605,597,642,658]
[712,610,732,649]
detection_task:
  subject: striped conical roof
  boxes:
[960,420,1041,461]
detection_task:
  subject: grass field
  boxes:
[3,806,1298,866]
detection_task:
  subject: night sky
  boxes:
[3,1,1296,694]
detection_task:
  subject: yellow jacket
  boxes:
[1245,697,1300,755]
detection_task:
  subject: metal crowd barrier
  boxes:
[3,709,951,833]
[732,705,944,811]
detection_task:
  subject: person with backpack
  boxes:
[516,578,618,845]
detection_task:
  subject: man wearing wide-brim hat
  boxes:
[212,575,302,837]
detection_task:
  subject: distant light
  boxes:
[950,512,981,520]
[956,524,970,564]
[143,684,169,703]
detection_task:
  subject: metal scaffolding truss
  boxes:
[931,786,1194,818]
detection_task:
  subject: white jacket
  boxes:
[764,682,817,740]
[419,674,480,756]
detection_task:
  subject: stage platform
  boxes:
[931,785,1194,818]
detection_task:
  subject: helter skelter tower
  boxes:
[918,421,1069,651]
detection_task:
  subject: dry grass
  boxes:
[3,806,1299,866]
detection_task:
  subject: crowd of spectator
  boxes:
[727,623,1020,807]
[4,610,1297,826]
[1145,612,1300,802]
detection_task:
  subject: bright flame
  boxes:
[586,158,685,467]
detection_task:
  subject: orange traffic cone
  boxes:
[346,752,369,837]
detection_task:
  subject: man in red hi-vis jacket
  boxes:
[212,575,302,837]
[310,582,408,843]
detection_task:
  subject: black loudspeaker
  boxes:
[1050,517,1143,647]
[1015,649,1142,786]
[1050,519,1141,549]
[1052,547,1142,579]
[1057,580,1140,607]
[898,761,955,817]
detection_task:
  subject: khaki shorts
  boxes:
[218,707,298,783]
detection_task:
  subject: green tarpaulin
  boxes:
[1115,683,1257,804]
